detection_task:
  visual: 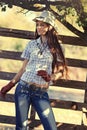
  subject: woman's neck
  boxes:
[40,36,47,44]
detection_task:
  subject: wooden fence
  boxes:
[0,27,87,130]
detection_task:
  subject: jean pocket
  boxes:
[35,91,49,100]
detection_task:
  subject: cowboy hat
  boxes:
[33,10,58,31]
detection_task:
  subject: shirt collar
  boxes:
[36,37,41,45]
[36,37,48,47]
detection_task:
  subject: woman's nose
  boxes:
[37,25,42,29]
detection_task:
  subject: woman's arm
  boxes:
[51,72,63,81]
[51,64,64,81]
[0,59,29,97]
[11,59,29,84]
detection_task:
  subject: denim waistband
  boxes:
[19,80,47,92]
[19,80,28,86]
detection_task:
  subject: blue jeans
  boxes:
[15,80,57,130]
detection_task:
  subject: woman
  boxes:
[0,10,68,130]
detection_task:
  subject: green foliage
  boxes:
[76,17,82,27]
[56,3,87,31]
[0,0,87,31]
[56,5,79,25]
[0,2,6,12]
[1,6,6,11]
[13,43,23,51]
[76,16,87,27]
[0,1,13,11]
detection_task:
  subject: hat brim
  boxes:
[33,17,45,22]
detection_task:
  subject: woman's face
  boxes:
[36,21,49,36]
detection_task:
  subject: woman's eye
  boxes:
[36,23,46,27]
[40,24,45,26]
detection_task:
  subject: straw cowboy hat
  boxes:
[33,10,58,31]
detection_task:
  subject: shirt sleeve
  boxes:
[21,41,32,60]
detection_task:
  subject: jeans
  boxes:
[15,80,57,130]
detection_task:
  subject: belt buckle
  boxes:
[33,85,37,91]
[30,84,37,91]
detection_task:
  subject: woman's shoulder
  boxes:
[28,38,40,45]
[27,37,40,48]
[26,39,36,48]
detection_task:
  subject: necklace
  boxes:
[37,38,48,55]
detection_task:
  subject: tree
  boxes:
[0,0,87,41]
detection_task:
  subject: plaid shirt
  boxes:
[21,37,53,85]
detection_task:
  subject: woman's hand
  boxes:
[0,81,15,98]
[37,70,63,82]
[37,70,51,82]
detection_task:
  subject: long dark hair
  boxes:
[35,23,68,79]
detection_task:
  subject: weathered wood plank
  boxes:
[0,27,35,39]
[0,109,84,126]
[54,109,83,125]
[0,71,15,80]
[0,50,22,60]
[0,125,15,130]
[82,108,87,126]
[0,94,14,102]
[0,93,87,110]
[61,35,87,47]
[0,27,87,46]
[0,86,85,103]
[55,79,86,90]
[35,108,83,125]
[0,50,87,68]
[0,115,15,124]
[67,58,87,68]
[0,124,87,130]
[83,113,87,126]
[0,71,86,89]
[48,86,85,103]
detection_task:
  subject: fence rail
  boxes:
[0,50,87,68]
[0,27,87,46]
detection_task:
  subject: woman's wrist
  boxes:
[50,74,56,81]
[50,72,63,81]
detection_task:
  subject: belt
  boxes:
[19,80,48,91]
[29,82,49,89]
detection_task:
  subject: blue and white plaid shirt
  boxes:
[21,37,53,85]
